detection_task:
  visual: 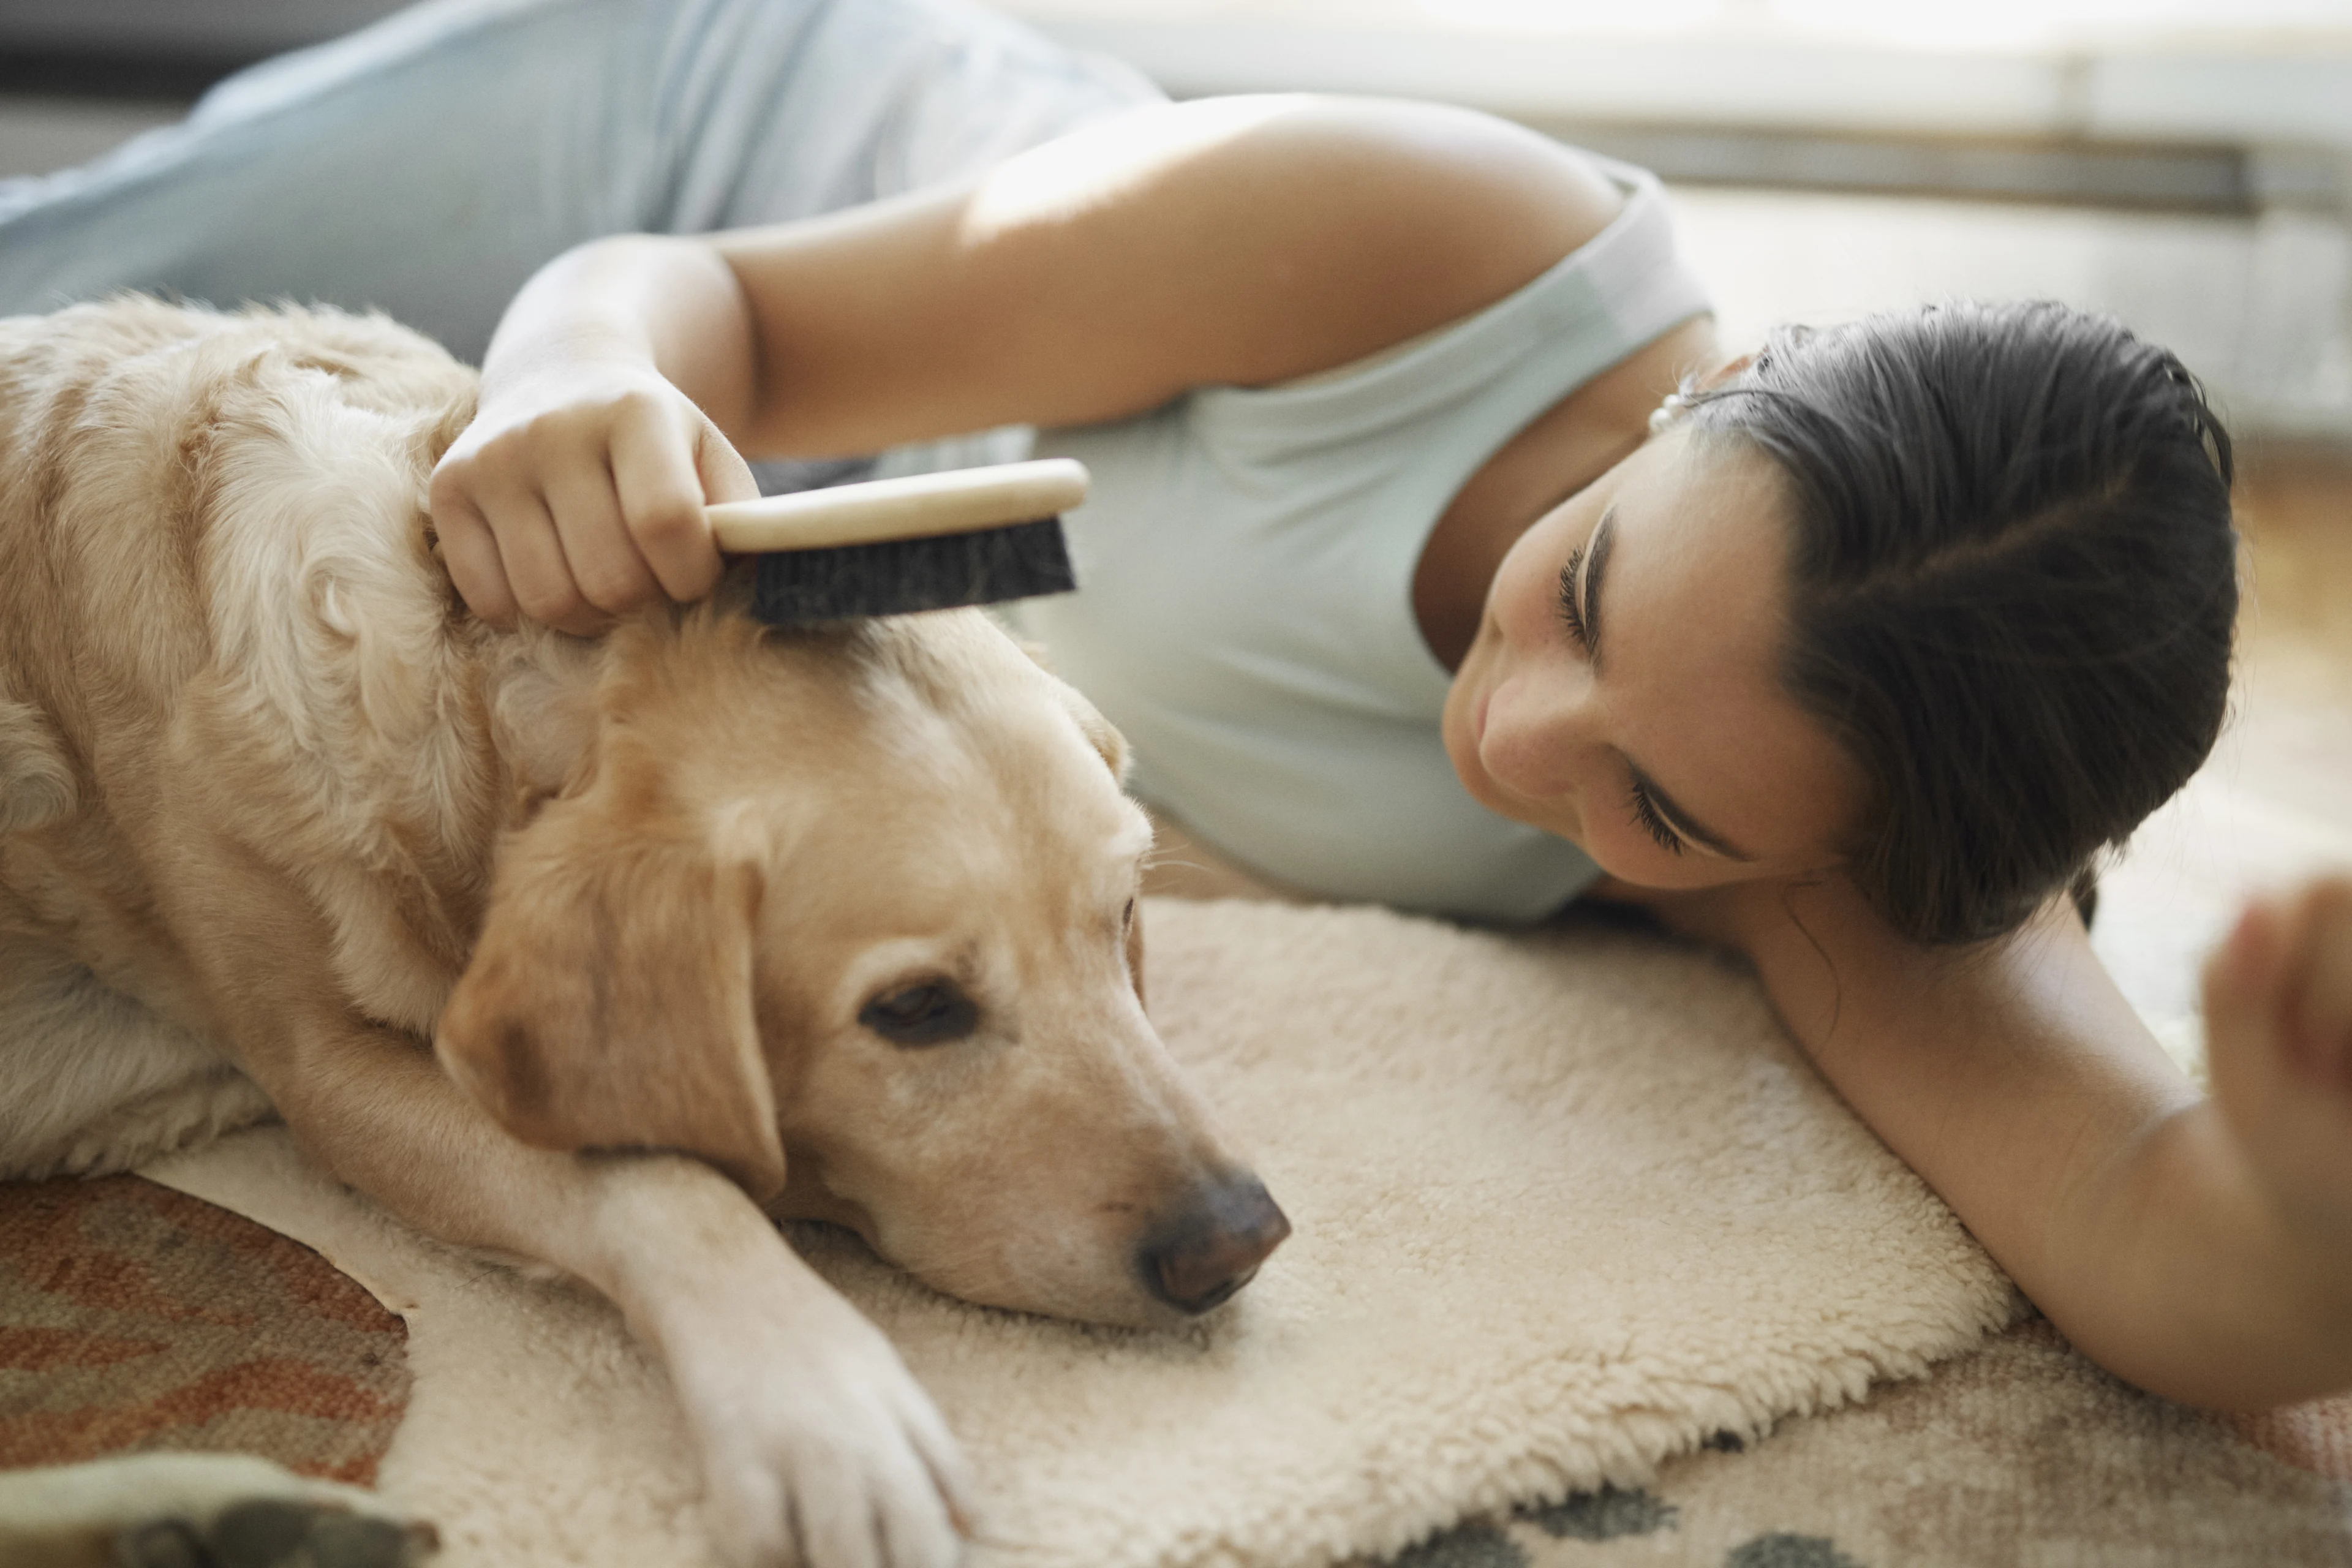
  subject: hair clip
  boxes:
[1647,391,1689,435]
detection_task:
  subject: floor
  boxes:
[2241,445,2352,726]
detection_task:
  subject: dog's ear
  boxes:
[1057,682,1131,784]
[435,806,785,1200]
[1012,639,1132,782]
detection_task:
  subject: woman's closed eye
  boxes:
[1629,777,1687,856]
[1556,545,1589,647]
[1558,534,1690,858]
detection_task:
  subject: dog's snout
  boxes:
[1136,1175,1291,1314]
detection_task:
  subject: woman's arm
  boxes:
[708,96,1615,452]
[1621,872,2352,1409]
[430,96,1624,631]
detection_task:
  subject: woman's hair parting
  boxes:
[1686,300,2239,946]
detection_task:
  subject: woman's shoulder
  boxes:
[1155,96,1629,380]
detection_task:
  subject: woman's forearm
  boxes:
[478,235,760,446]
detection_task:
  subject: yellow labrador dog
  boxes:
[0,298,1287,1568]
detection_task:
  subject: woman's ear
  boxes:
[1649,351,1759,439]
[434,802,786,1200]
[1695,351,1758,393]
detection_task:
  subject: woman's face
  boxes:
[1442,428,1864,891]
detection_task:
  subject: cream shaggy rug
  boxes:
[143,899,2018,1568]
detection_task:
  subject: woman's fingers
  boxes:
[492,488,606,636]
[428,479,522,629]
[543,462,663,628]
[433,418,596,628]
[2206,894,2285,1039]
[2204,875,2352,1253]
[430,374,745,629]
[2282,877,2352,1089]
[610,402,731,603]
[2212,878,2352,1091]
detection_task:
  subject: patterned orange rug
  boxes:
[1346,1315,2352,1568]
[0,1173,407,1483]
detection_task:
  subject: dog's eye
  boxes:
[859,981,978,1047]
[1121,899,1136,931]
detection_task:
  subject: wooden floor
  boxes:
[2235,444,2352,827]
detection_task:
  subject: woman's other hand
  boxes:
[430,361,757,634]
[2206,874,2352,1266]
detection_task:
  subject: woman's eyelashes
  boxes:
[1556,546,1589,647]
[1555,532,1683,858]
[1629,778,1688,855]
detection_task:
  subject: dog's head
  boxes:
[435,605,1285,1327]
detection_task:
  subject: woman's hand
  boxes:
[429,358,759,634]
[2205,875,2352,1264]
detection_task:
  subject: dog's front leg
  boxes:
[579,1154,977,1568]
[261,1017,974,1568]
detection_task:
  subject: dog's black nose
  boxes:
[1135,1175,1291,1314]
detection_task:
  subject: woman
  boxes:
[9,0,2349,1409]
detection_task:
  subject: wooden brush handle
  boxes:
[704,458,1089,552]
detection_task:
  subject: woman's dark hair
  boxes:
[1685,300,2238,946]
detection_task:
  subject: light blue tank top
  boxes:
[1006,162,1710,924]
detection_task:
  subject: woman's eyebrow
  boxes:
[1586,508,1755,863]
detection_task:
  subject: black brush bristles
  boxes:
[749,516,1076,627]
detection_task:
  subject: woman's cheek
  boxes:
[1580,832,1684,891]
[1577,817,1657,884]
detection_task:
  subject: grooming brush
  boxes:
[707,458,1089,626]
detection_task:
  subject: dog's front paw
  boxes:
[672,1292,976,1568]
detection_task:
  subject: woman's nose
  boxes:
[1488,665,1599,794]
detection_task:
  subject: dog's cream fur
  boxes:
[0,298,1281,1567]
